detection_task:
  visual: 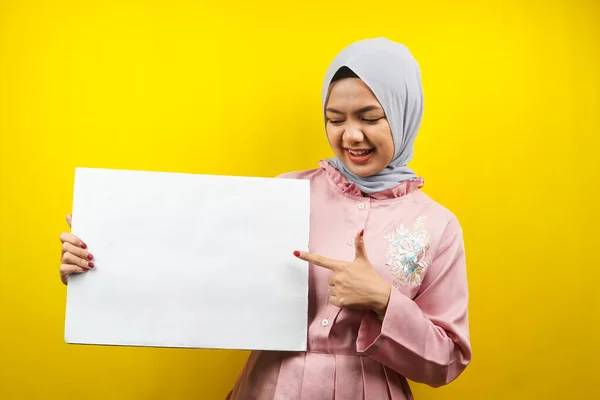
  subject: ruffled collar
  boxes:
[320,160,424,200]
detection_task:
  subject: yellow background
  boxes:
[1,0,599,399]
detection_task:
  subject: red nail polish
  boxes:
[81,242,87,249]
[360,229,364,237]
[87,253,94,260]
[88,262,94,268]
[293,251,300,257]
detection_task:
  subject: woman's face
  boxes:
[325,78,395,177]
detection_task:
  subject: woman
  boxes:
[59,37,471,399]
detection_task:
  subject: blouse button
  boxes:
[347,239,354,246]
[358,202,365,210]
[321,319,329,327]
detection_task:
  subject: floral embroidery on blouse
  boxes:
[384,216,431,288]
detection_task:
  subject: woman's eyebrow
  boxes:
[355,105,382,113]
[325,107,344,115]
[325,105,382,115]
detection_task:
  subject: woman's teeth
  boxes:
[349,149,372,156]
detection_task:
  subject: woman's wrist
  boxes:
[371,281,392,317]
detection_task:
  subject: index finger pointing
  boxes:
[294,250,341,271]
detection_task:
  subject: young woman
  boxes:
[59,38,471,399]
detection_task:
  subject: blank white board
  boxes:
[64,168,310,351]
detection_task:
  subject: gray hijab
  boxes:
[322,37,424,194]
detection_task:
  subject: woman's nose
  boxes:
[343,123,365,143]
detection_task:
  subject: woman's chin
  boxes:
[351,169,374,178]
[345,161,384,178]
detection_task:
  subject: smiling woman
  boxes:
[325,66,395,176]
[223,37,471,399]
[0,0,596,398]
[58,37,470,400]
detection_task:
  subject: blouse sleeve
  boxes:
[356,218,472,387]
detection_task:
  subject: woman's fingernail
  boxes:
[360,229,364,237]
[88,262,95,268]
[81,242,87,249]
[293,251,300,257]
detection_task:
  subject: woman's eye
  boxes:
[363,118,382,123]
[329,120,345,125]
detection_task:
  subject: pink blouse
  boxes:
[227,161,471,399]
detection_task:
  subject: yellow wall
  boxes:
[1,1,598,399]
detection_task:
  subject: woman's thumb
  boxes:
[354,229,368,261]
